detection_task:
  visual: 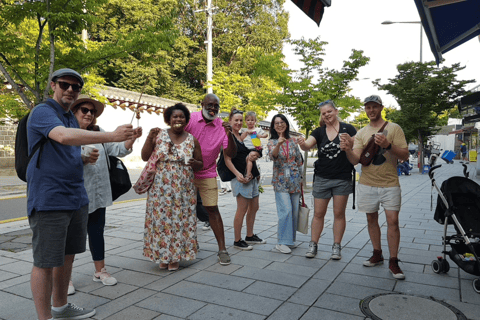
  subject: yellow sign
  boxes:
[469,150,477,162]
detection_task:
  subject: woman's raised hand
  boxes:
[278,137,286,145]
[147,128,160,143]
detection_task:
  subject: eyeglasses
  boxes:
[232,110,243,115]
[56,81,82,93]
[318,100,334,108]
[274,121,286,126]
[80,107,96,115]
[205,103,220,110]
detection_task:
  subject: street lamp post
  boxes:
[381,21,423,63]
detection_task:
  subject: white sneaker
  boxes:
[202,222,211,231]
[67,280,75,295]
[93,268,117,286]
[275,244,292,254]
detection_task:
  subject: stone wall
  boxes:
[0,124,16,168]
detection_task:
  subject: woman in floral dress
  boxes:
[267,114,303,255]
[140,103,203,271]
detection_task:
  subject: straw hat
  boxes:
[71,95,105,117]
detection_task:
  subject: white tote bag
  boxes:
[297,183,310,234]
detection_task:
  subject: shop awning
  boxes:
[291,0,331,26]
[449,126,476,134]
[414,0,480,65]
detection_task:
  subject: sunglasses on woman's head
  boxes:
[232,110,244,115]
[56,81,82,92]
[80,107,96,115]
[318,100,333,108]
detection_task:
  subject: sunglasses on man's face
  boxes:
[56,81,82,93]
[80,107,96,115]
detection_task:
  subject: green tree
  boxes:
[275,37,370,180]
[375,61,474,171]
[0,0,177,120]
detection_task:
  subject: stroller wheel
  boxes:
[441,259,450,273]
[431,260,442,273]
[473,279,480,294]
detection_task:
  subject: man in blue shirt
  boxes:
[27,68,134,320]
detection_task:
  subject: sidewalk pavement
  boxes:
[1,161,480,319]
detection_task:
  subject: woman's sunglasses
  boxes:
[56,81,82,93]
[232,110,244,115]
[80,107,96,115]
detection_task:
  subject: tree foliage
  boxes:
[0,0,177,120]
[276,37,370,137]
[375,61,474,169]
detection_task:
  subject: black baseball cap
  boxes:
[51,68,84,87]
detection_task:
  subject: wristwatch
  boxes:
[386,143,392,151]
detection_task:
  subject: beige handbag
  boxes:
[297,183,310,234]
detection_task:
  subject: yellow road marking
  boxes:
[0,216,28,224]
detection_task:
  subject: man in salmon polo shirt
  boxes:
[185,93,237,265]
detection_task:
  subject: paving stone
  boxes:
[265,302,308,320]
[0,270,19,282]
[265,261,319,277]
[236,249,292,262]
[228,255,273,269]
[325,281,390,300]
[313,293,364,317]
[93,288,157,319]
[232,266,309,288]
[300,306,364,320]
[394,281,461,302]
[144,268,199,292]
[2,279,32,298]
[287,278,330,306]
[188,304,266,320]
[163,281,282,315]
[0,291,37,320]
[334,272,396,291]
[152,315,183,320]
[112,269,162,287]
[205,261,242,274]
[312,260,347,281]
[187,270,255,291]
[242,280,297,300]
[0,273,29,290]
[102,304,159,319]
[445,299,480,320]
[136,292,206,318]
[284,255,328,269]
[89,282,140,300]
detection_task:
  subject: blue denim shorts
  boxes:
[231,177,259,199]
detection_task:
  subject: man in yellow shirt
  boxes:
[342,95,409,280]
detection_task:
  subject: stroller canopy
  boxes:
[434,176,480,235]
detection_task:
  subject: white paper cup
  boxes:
[185,157,192,165]
[82,145,96,157]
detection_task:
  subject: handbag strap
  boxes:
[102,143,110,170]
[300,182,306,207]
[377,121,389,133]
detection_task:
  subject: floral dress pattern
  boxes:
[267,138,303,193]
[143,129,197,264]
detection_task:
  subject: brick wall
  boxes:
[0,124,16,168]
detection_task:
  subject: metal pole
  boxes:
[206,0,213,94]
[420,24,423,63]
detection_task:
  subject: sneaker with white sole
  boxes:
[93,268,117,286]
[67,280,75,295]
[305,241,318,258]
[275,244,292,254]
[363,249,384,267]
[331,243,342,260]
[51,303,95,319]
[389,257,406,280]
[234,239,253,250]
[202,222,211,231]
[217,250,231,265]
[245,234,266,244]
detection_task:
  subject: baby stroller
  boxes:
[429,164,480,293]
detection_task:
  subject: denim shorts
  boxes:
[29,205,88,268]
[231,177,259,199]
[312,175,353,199]
[357,184,401,213]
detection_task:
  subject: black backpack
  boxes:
[15,101,57,182]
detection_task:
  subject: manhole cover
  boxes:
[360,293,466,320]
